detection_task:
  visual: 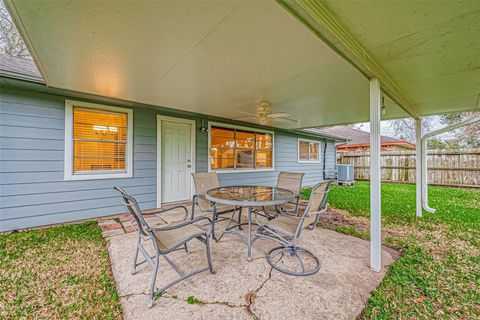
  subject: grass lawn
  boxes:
[0,222,122,319]
[304,182,480,319]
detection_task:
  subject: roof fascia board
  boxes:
[4,0,50,85]
[0,70,43,83]
[277,0,419,119]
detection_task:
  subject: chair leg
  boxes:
[205,235,216,274]
[238,207,243,230]
[131,234,141,275]
[191,199,196,220]
[211,205,217,240]
[148,253,160,308]
[266,246,320,276]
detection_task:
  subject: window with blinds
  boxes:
[73,107,128,172]
[210,125,273,170]
[298,139,321,163]
[64,100,133,180]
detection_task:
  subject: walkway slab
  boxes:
[107,210,398,320]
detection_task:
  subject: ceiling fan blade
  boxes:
[238,110,257,117]
[271,117,298,123]
[267,112,290,118]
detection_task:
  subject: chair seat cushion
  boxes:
[153,224,205,251]
[265,215,299,236]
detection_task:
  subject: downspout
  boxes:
[333,141,348,181]
[322,140,328,179]
[420,115,480,213]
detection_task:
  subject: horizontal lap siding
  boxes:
[0,86,338,231]
[0,88,158,231]
[216,133,336,187]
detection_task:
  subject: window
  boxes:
[209,124,273,171]
[298,139,321,163]
[64,100,133,180]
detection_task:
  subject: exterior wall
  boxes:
[0,85,336,231]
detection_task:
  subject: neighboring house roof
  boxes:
[308,125,416,148]
[0,53,43,83]
[297,129,347,142]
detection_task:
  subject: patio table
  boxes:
[206,185,295,261]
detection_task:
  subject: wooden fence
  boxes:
[337,149,480,188]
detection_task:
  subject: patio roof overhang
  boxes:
[5,0,479,273]
[6,0,479,130]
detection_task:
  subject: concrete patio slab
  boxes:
[106,208,399,320]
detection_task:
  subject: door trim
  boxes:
[157,115,196,207]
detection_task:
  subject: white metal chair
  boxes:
[261,171,305,218]
[191,172,241,239]
[256,180,331,276]
[114,186,215,307]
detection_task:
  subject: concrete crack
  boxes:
[162,294,247,309]
[244,267,273,319]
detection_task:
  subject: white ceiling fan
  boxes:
[236,101,297,125]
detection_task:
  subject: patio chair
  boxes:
[261,171,305,218]
[114,186,215,307]
[255,180,331,276]
[191,172,241,239]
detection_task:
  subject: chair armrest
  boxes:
[307,203,330,216]
[152,216,213,234]
[142,205,189,220]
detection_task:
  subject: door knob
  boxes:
[187,164,192,168]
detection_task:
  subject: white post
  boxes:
[369,78,382,272]
[415,118,423,217]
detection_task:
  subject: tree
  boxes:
[387,112,479,150]
[386,117,435,143]
[439,112,480,149]
[0,0,31,59]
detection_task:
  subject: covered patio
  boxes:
[2,0,479,318]
[105,205,398,319]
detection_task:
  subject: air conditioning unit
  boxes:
[336,164,354,185]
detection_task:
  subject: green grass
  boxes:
[0,222,122,319]
[304,182,480,319]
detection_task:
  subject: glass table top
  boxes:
[206,185,295,206]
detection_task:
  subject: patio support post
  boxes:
[369,78,382,272]
[415,118,423,217]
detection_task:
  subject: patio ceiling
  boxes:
[6,0,480,129]
[317,0,480,117]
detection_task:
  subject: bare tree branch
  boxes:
[0,0,31,59]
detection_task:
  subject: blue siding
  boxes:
[0,88,158,231]
[0,86,337,231]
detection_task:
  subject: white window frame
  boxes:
[208,122,275,173]
[64,100,133,181]
[298,138,322,164]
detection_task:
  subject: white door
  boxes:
[161,120,192,203]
